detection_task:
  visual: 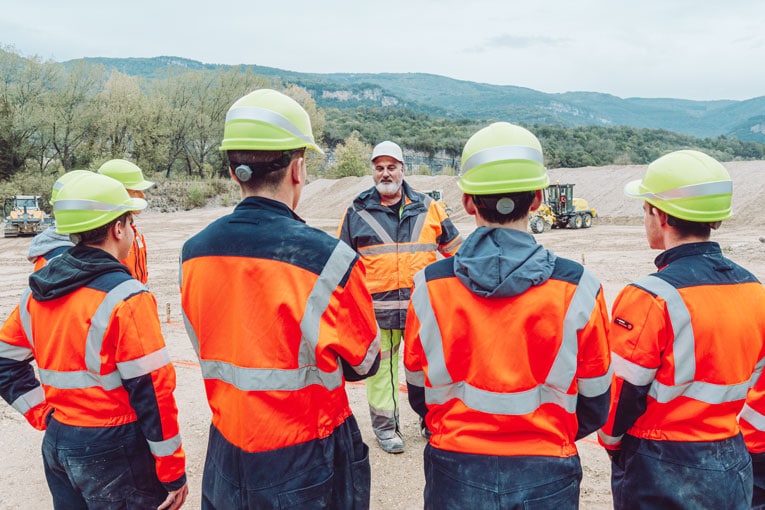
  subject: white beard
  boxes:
[376,181,402,196]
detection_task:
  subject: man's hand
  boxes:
[158,483,189,510]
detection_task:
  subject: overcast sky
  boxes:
[2,1,763,101]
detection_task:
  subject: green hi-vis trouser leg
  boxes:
[367,328,402,441]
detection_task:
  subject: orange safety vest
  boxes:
[599,242,765,448]
[181,197,379,453]
[404,258,611,458]
[0,268,184,485]
[121,225,148,284]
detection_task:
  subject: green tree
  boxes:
[331,131,370,178]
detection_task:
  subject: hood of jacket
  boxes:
[29,244,131,301]
[26,226,74,261]
[454,227,556,298]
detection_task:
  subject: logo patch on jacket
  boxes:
[614,317,633,330]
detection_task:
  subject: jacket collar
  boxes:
[654,241,721,270]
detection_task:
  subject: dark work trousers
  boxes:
[202,414,371,509]
[423,444,582,510]
[752,455,765,509]
[611,433,752,510]
[41,416,167,509]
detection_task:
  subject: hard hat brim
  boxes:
[623,179,644,198]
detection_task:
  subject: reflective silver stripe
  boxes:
[411,270,451,386]
[358,243,437,257]
[226,106,317,149]
[53,199,135,213]
[11,386,45,415]
[750,358,765,389]
[39,368,123,390]
[627,180,732,201]
[0,340,33,361]
[461,145,544,173]
[373,300,409,311]
[649,379,749,405]
[634,276,695,384]
[350,331,380,375]
[182,310,201,359]
[410,209,428,242]
[578,365,613,398]
[427,380,577,415]
[546,268,600,390]
[740,404,765,432]
[440,235,462,254]
[117,348,171,379]
[406,368,425,387]
[356,209,394,244]
[611,352,657,386]
[19,289,33,348]
[200,359,343,391]
[147,433,182,458]
[86,280,147,375]
[597,430,623,446]
[299,242,357,365]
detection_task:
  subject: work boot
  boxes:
[377,433,404,454]
[419,417,432,440]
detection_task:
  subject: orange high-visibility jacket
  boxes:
[599,242,765,451]
[338,181,462,330]
[121,224,148,284]
[0,245,185,488]
[404,228,612,457]
[181,197,380,453]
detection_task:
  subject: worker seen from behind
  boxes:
[338,140,462,453]
[0,171,188,509]
[99,158,155,284]
[181,88,380,509]
[598,150,765,509]
[26,170,92,271]
[404,122,612,508]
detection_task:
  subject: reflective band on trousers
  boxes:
[411,267,605,414]
[626,275,751,404]
[461,145,544,174]
[184,241,371,392]
[18,280,170,390]
[226,106,316,148]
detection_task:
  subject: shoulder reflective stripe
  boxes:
[117,348,171,379]
[373,300,409,311]
[649,378,749,404]
[11,385,45,415]
[38,368,123,390]
[53,199,134,213]
[427,380,577,415]
[578,366,613,397]
[86,280,147,375]
[546,268,600,390]
[612,352,657,386]
[200,359,343,391]
[409,209,428,241]
[740,404,765,432]
[629,180,732,201]
[597,430,623,446]
[461,145,544,173]
[19,289,33,348]
[350,331,380,375]
[412,270,452,386]
[634,275,695,385]
[0,340,33,361]
[405,368,425,387]
[301,242,356,353]
[355,209,394,244]
[147,433,182,458]
[182,310,201,358]
[226,106,317,148]
[358,243,438,257]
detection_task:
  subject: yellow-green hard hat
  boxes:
[458,122,549,195]
[221,88,324,154]
[53,172,147,234]
[51,170,92,203]
[98,159,155,191]
[624,150,732,222]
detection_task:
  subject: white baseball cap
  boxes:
[371,141,404,163]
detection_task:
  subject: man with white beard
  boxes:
[338,140,462,454]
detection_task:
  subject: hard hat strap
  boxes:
[462,145,543,173]
[226,106,314,148]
